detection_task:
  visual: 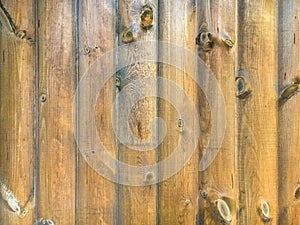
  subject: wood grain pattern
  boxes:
[1,1,300,225]
[117,0,157,224]
[0,0,35,224]
[237,0,278,224]
[37,1,76,224]
[77,0,117,224]
[196,0,237,224]
[277,0,300,223]
[158,1,199,224]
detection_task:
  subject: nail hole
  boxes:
[40,94,47,103]
[140,5,153,30]
[216,199,231,222]
[18,209,28,218]
[91,150,95,154]
[295,186,300,200]
[22,209,28,215]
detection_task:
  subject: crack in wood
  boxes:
[0,2,26,39]
[0,1,16,34]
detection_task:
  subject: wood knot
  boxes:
[40,93,47,103]
[196,31,214,52]
[221,36,234,48]
[295,186,300,200]
[144,171,155,183]
[235,76,251,99]
[116,76,121,88]
[184,199,191,207]
[16,30,26,39]
[199,189,237,224]
[280,82,299,100]
[122,28,135,43]
[140,5,153,30]
[38,219,55,225]
[7,196,21,214]
[279,81,299,106]
[177,118,184,132]
[257,200,271,223]
[84,45,91,55]
[200,190,207,199]
[216,199,231,224]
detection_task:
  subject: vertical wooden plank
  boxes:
[277,0,300,223]
[158,1,199,224]
[117,0,157,224]
[37,1,76,224]
[77,0,117,224]
[196,0,237,224]
[237,0,278,224]
[0,1,35,224]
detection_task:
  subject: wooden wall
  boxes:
[0,0,299,224]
